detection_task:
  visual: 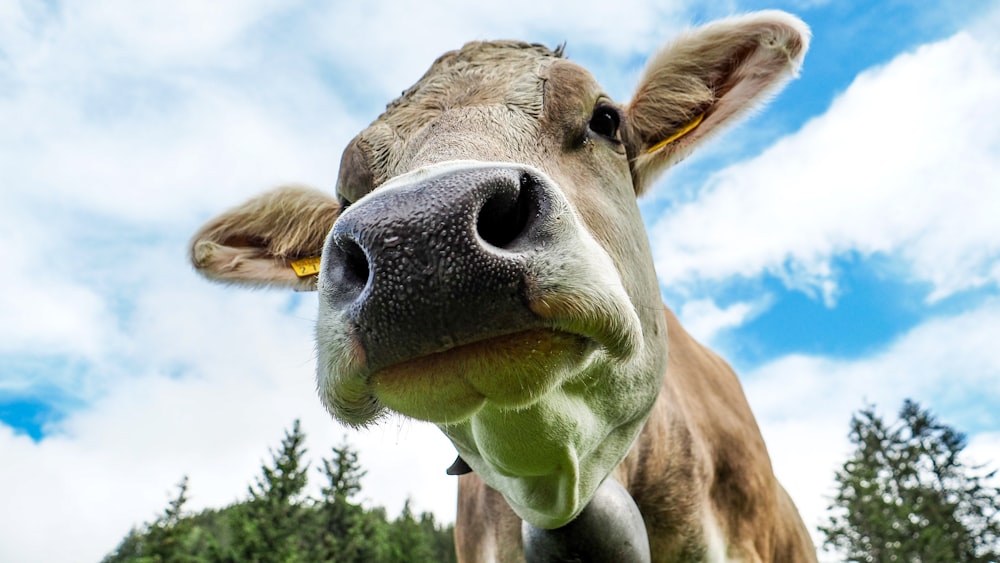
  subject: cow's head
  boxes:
[191,12,808,529]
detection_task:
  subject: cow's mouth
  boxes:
[370,328,593,423]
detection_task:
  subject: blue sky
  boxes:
[2,1,999,561]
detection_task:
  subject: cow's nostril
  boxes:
[477,176,533,249]
[340,237,370,289]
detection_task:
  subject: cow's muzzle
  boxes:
[321,162,558,373]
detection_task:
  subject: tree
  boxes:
[419,510,458,563]
[322,439,366,502]
[386,499,437,563]
[103,476,220,563]
[102,420,458,562]
[821,399,1000,562]
[229,420,311,562]
[143,476,194,561]
[313,439,387,562]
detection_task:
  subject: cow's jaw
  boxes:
[315,160,665,528]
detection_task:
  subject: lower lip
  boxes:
[371,329,591,423]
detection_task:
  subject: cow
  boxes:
[190,11,816,562]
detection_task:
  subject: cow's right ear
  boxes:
[190,186,340,291]
[624,11,809,193]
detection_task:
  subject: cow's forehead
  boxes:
[382,40,562,131]
[341,41,603,194]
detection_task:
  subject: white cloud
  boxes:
[676,296,771,346]
[1,0,286,76]
[0,71,349,227]
[306,0,692,99]
[745,299,1000,556]
[651,27,1000,302]
[0,2,366,231]
[0,232,111,363]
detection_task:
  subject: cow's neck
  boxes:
[615,307,718,560]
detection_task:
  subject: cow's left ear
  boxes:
[190,186,340,291]
[624,11,809,193]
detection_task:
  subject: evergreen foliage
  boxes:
[102,421,456,563]
[821,400,1000,562]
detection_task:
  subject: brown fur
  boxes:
[350,41,559,189]
[627,13,810,190]
[190,12,815,562]
[190,185,340,290]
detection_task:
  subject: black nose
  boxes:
[321,165,553,371]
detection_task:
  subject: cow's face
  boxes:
[190,13,808,529]
[317,45,668,526]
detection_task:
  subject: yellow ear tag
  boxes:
[290,256,322,277]
[646,113,705,154]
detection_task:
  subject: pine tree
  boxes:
[229,420,310,562]
[146,476,193,561]
[420,510,458,563]
[323,439,365,501]
[821,400,1000,562]
[102,420,458,562]
[313,438,384,562]
[386,499,437,563]
[103,476,221,563]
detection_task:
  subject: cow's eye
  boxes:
[588,105,620,141]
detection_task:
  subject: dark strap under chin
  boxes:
[522,478,651,563]
[446,455,473,475]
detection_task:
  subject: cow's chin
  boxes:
[369,329,594,423]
